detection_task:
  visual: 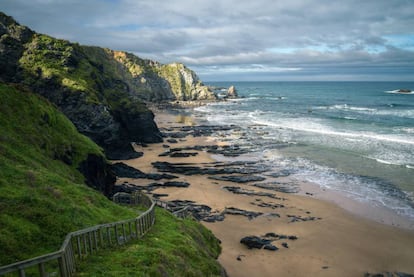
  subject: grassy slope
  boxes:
[18,33,152,110]
[0,83,223,276]
[77,208,223,277]
[0,83,137,265]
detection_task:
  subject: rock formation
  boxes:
[0,12,216,159]
[226,85,238,98]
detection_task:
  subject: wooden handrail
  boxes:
[0,192,155,277]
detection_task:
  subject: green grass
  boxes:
[0,83,137,265]
[77,208,223,277]
[0,83,223,276]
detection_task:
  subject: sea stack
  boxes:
[227,85,238,98]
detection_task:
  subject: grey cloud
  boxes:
[1,0,413,80]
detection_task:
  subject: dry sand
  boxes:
[117,109,414,277]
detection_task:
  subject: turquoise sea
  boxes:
[196,82,414,221]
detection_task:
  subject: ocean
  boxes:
[195,81,414,223]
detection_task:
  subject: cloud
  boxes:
[1,0,413,80]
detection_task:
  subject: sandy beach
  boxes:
[116,107,414,277]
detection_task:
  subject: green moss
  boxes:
[0,83,137,265]
[77,208,223,277]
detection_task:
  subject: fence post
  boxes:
[114,225,119,245]
[76,236,82,259]
[38,262,46,277]
[135,220,139,238]
[99,228,104,248]
[67,239,75,275]
[58,255,67,277]
[82,233,88,256]
[88,232,93,254]
[122,223,127,243]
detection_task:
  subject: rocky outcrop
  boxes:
[0,12,34,82]
[78,154,116,197]
[157,63,217,100]
[226,85,238,98]
[0,12,215,159]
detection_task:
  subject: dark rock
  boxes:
[111,162,178,180]
[240,236,267,249]
[169,152,198,158]
[207,144,249,157]
[236,255,245,261]
[112,183,142,194]
[251,199,285,209]
[163,181,190,188]
[398,89,412,93]
[224,207,263,220]
[152,161,268,176]
[111,162,144,178]
[252,182,299,193]
[167,132,188,139]
[266,169,293,178]
[151,193,169,198]
[281,242,289,248]
[396,273,414,277]
[144,181,190,191]
[263,244,279,251]
[203,214,225,222]
[264,213,281,218]
[264,232,278,238]
[104,144,144,160]
[78,154,116,197]
[209,175,266,183]
[240,236,275,250]
[262,233,298,241]
[163,200,222,222]
[0,13,34,82]
[287,215,321,223]
[223,186,286,200]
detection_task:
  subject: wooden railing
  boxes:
[0,192,155,277]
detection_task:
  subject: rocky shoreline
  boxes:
[113,107,414,277]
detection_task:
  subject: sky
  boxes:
[1,0,414,81]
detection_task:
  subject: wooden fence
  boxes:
[0,192,155,277]
[153,199,193,219]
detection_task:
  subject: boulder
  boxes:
[240,236,276,250]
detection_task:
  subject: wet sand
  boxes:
[117,109,414,277]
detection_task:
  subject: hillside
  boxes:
[0,82,137,264]
[0,12,216,159]
[0,83,224,276]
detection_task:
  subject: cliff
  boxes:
[0,83,223,276]
[0,82,137,264]
[0,12,216,158]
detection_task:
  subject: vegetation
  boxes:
[157,63,194,100]
[0,83,223,275]
[1,14,222,274]
[77,208,223,277]
[0,83,137,265]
